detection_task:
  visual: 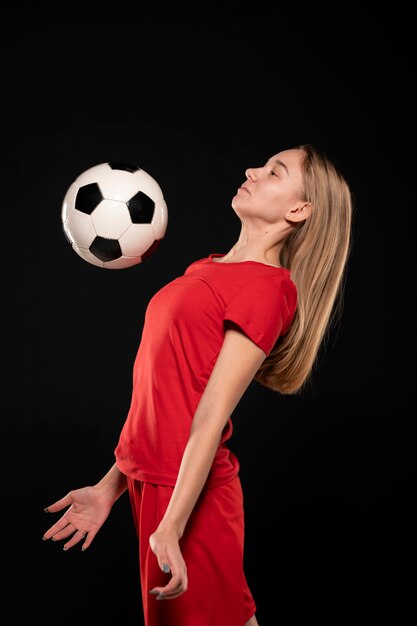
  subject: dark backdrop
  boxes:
[6,11,414,625]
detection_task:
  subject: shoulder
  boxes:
[245,270,297,296]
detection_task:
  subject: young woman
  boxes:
[43,144,353,626]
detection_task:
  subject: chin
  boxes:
[231,195,243,211]
[230,200,240,217]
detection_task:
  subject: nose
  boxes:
[245,167,256,181]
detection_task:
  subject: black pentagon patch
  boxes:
[128,191,155,223]
[90,236,122,262]
[108,161,141,173]
[142,239,161,260]
[75,183,103,215]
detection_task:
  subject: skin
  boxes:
[221,148,312,267]
[42,149,311,626]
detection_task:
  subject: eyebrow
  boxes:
[273,159,289,175]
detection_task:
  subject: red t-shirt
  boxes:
[114,253,297,488]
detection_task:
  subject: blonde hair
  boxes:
[254,144,353,394]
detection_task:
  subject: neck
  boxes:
[220,225,289,267]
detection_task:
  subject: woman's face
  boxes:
[231,148,307,225]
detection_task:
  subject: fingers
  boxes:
[149,564,188,600]
[42,488,102,552]
[43,493,73,514]
[42,515,74,541]
[62,528,90,552]
[149,580,186,599]
[43,520,90,551]
[147,528,188,599]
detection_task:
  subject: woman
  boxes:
[43,144,353,626]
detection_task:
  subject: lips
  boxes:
[238,185,249,194]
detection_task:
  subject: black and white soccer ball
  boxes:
[61,161,168,269]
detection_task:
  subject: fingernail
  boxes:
[63,546,69,551]
[162,564,170,573]
[44,508,49,513]
[157,594,166,600]
[42,535,47,541]
[149,590,159,595]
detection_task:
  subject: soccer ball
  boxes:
[61,161,168,269]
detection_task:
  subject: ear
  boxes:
[285,202,312,224]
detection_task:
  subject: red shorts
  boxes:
[127,475,257,626]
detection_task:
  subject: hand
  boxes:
[42,485,114,551]
[148,521,188,600]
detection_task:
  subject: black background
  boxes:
[6,9,414,625]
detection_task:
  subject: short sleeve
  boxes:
[223,274,297,356]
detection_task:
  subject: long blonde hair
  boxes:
[254,144,353,394]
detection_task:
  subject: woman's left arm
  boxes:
[148,323,268,600]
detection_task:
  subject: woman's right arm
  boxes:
[42,462,127,551]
